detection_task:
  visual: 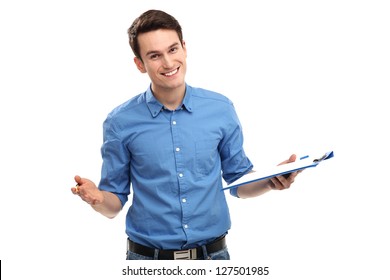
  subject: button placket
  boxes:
[170,113,190,233]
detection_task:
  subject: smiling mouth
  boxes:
[162,67,179,77]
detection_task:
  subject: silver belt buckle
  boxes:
[173,248,197,260]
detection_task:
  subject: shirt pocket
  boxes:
[195,139,220,177]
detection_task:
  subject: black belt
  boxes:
[127,235,226,260]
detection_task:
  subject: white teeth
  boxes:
[164,68,178,76]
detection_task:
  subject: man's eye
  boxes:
[170,47,178,53]
[150,54,160,60]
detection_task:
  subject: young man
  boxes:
[71,9,300,260]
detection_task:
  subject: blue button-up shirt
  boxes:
[98,84,253,250]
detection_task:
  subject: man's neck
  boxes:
[152,84,186,110]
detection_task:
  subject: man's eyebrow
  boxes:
[145,42,180,57]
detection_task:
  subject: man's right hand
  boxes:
[71,175,104,205]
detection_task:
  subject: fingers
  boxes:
[71,185,79,194]
[270,170,299,190]
[71,183,91,203]
[71,175,82,194]
[71,176,102,205]
[277,154,297,166]
[269,176,289,190]
[288,154,297,163]
[71,175,83,195]
[74,175,83,185]
[272,154,300,190]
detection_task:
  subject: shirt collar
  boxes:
[146,84,193,118]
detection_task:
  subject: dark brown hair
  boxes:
[128,10,183,60]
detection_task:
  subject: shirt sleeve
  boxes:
[98,115,131,206]
[219,103,253,197]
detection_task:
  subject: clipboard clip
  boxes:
[313,151,334,163]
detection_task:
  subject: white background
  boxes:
[1,0,389,279]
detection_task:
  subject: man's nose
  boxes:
[162,55,174,68]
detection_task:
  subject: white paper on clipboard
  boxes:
[222,151,334,191]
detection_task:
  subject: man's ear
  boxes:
[182,40,187,57]
[134,57,147,73]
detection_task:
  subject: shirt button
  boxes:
[184,224,188,229]
[178,173,183,178]
[175,147,180,152]
[172,121,177,125]
[182,198,187,203]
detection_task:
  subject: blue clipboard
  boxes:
[222,151,334,191]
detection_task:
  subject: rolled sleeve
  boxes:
[219,104,253,191]
[98,116,131,206]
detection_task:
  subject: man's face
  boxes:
[134,29,187,94]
